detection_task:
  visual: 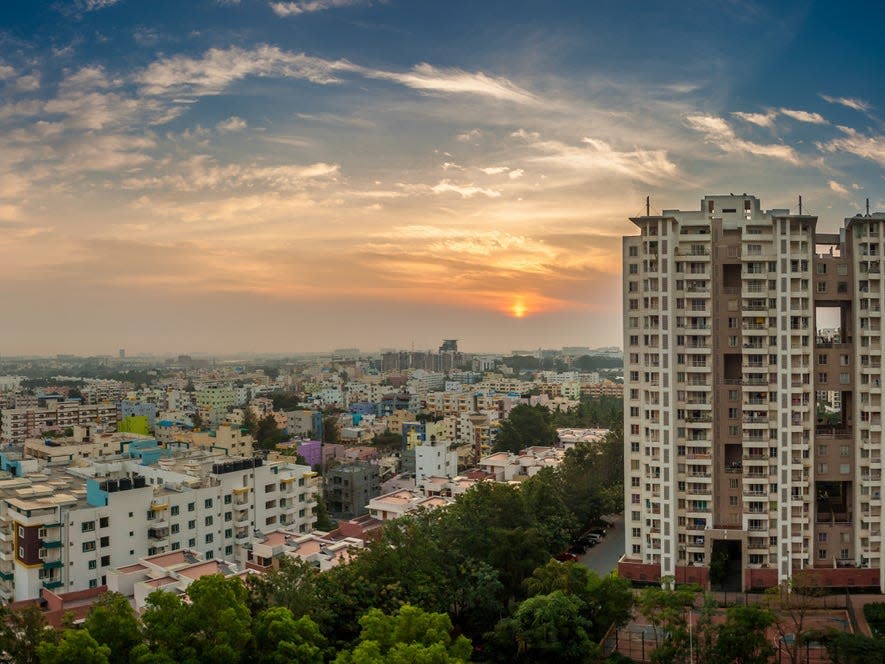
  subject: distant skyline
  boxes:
[1,0,883,355]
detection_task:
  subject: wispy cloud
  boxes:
[431,181,501,198]
[828,180,850,197]
[365,63,537,105]
[121,155,339,192]
[515,133,678,183]
[779,108,826,124]
[820,94,872,113]
[136,45,537,105]
[685,114,800,164]
[457,128,482,142]
[731,110,776,128]
[269,0,365,16]
[817,126,885,166]
[82,0,121,10]
[216,116,247,132]
[137,46,349,96]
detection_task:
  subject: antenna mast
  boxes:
[798,195,803,215]
[646,196,650,216]
[867,198,871,216]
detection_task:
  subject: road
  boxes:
[578,514,625,576]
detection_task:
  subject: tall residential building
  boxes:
[619,194,885,591]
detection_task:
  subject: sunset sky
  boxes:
[1,0,883,355]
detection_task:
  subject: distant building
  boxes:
[325,463,381,519]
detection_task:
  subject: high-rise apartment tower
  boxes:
[619,194,885,591]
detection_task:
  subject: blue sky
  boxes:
[0,0,882,355]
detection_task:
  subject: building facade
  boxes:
[620,194,885,591]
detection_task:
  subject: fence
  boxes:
[603,626,833,664]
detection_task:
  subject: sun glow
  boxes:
[510,298,527,318]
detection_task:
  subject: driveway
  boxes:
[578,514,625,576]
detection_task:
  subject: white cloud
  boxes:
[367,63,537,105]
[820,94,871,113]
[457,128,482,142]
[508,169,524,179]
[82,0,120,9]
[685,114,800,164]
[817,126,885,166]
[137,45,536,105]
[121,155,339,191]
[828,180,850,196]
[480,166,509,175]
[515,132,678,184]
[216,116,247,132]
[137,45,350,96]
[779,108,827,124]
[0,63,14,80]
[731,111,776,128]
[270,0,363,16]
[431,180,501,198]
[15,75,40,91]
[441,162,462,171]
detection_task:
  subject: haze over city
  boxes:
[1,0,883,355]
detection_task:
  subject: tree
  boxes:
[713,605,775,664]
[519,467,578,552]
[820,631,885,664]
[371,431,402,450]
[322,415,340,444]
[82,592,142,664]
[137,589,195,663]
[190,411,202,430]
[493,405,556,453]
[243,408,259,438]
[246,556,324,620]
[37,629,110,664]
[764,572,824,664]
[638,581,699,664]
[486,591,599,663]
[253,607,326,664]
[333,604,472,664]
[313,494,337,531]
[0,604,56,664]
[184,574,252,663]
[256,414,286,449]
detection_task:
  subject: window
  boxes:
[205,534,214,544]
[99,517,109,528]
[205,516,214,527]
[188,538,196,547]
[629,246,638,257]
[224,528,232,539]
[81,521,95,533]
[204,499,213,509]
[729,496,738,506]
[99,536,109,547]
[171,505,180,516]
[224,495,232,505]
[225,545,233,556]
[88,560,97,570]
[818,549,827,560]
[188,503,195,512]
[101,555,110,567]
[188,520,196,530]
[171,524,180,534]
[224,512,232,522]
[171,542,180,551]
[82,541,96,552]
[206,550,214,559]
[89,579,98,589]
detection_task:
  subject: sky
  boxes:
[0,0,883,356]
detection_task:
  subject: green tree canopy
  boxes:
[37,629,110,664]
[333,604,472,664]
[82,592,142,664]
[492,405,556,453]
[253,606,326,664]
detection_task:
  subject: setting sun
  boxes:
[511,298,527,318]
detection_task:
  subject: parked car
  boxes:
[588,527,607,537]
[554,552,579,562]
[569,542,587,555]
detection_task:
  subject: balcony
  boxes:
[42,560,63,570]
[42,580,63,590]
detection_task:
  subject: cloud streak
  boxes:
[685,114,800,164]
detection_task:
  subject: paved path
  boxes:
[578,514,625,576]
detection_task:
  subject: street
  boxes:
[578,514,625,576]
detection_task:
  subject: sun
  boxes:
[510,298,527,318]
